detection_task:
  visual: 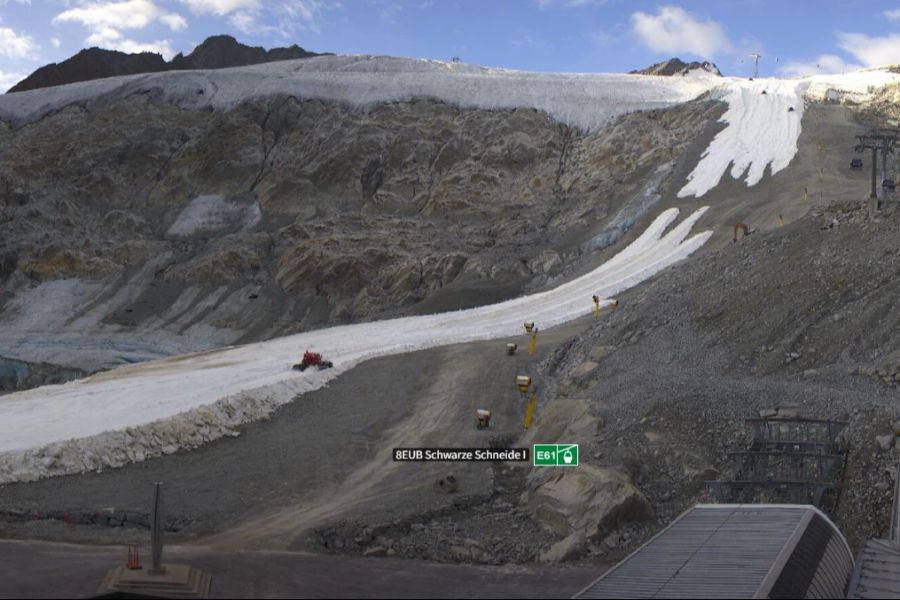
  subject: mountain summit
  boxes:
[631,58,722,77]
[7,35,327,94]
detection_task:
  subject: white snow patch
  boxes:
[1,279,105,333]
[1,57,899,200]
[678,70,900,198]
[0,273,241,370]
[167,194,261,237]
[677,79,804,198]
[0,208,711,483]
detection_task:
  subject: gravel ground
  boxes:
[0,539,605,599]
[0,99,893,574]
[545,196,900,554]
[0,321,590,564]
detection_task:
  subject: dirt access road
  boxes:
[0,319,591,551]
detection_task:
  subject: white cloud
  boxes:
[160,13,188,30]
[779,25,900,78]
[0,69,27,93]
[777,54,862,77]
[885,8,900,22]
[198,0,326,36]
[228,10,283,35]
[54,0,186,31]
[281,0,326,31]
[179,0,259,16]
[110,37,174,57]
[631,5,732,58]
[52,1,184,59]
[228,11,260,33]
[50,37,61,48]
[837,32,900,68]
[0,27,38,59]
[85,26,123,46]
[82,24,175,58]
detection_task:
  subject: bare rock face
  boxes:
[0,90,720,370]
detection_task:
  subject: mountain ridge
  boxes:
[7,34,328,94]
[631,57,722,77]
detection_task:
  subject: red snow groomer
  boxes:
[292,350,334,372]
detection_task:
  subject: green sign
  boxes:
[533,443,579,467]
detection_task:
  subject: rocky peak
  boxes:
[168,34,319,70]
[631,58,722,77]
[7,35,327,94]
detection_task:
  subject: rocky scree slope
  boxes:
[537,198,900,555]
[0,92,722,372]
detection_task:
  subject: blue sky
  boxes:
[3,1,900,91]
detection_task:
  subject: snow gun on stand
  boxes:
[292,351,334,372]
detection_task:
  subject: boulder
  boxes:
[588,345,616,362]
[539,532,586,563]
[571,360,600,382]
[683,462,719,482]
[876,433,896,451]
[523,465,652,538]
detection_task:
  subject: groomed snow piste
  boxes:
[677,70,900,197]
[0,208,710,483]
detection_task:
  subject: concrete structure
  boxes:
[98,484,211,597]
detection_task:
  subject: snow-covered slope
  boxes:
[0,208,710,483]
[677,70,900,198]
[2,55,895,201]
[677,78,804,198]
[0,54,717,132]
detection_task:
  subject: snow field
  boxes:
[2,56,895,203]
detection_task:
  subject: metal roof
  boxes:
[573,504,853,599]
[848,539,900,599]
[848,465,900,599]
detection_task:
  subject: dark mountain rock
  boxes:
[631,58,722,77]
[7,35,325,93]
[9,48,167,93]
[168,34,320,70]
